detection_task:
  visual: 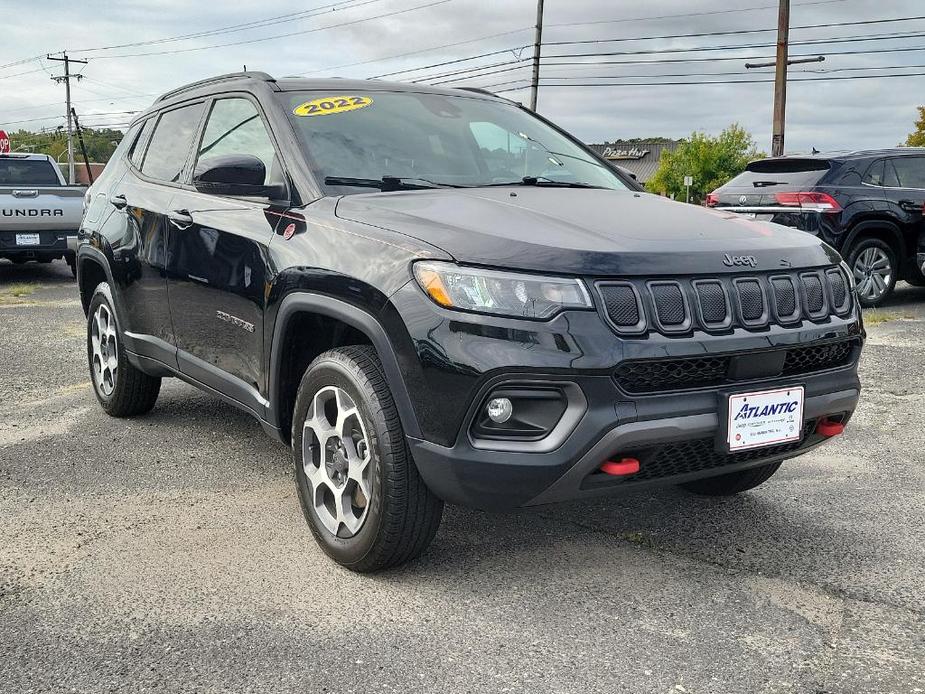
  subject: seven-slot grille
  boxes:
[597,266,852,336]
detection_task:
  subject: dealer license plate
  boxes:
[15,233,40,246]
[726,386,804,452]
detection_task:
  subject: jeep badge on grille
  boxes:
[723,254,758,268]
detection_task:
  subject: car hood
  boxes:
[334,187,839,276]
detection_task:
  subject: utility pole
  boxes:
[71,108,94,184]
[46,52,88,184]
[771,0,790,157]
[529,0,545,112]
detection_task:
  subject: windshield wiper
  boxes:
[324,175,464,191]
[483,176,604,189]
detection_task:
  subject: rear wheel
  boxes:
[292,345,443,572]
[847,237,897,307]
[680,461,782,496]
[87,283,161,416]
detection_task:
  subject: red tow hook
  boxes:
[600,458,641,476]
[817,418,846,437]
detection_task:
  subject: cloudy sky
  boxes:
[0,0,922,153]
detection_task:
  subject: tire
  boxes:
[680,461,782,496]
[87,282,161,417]
[292,345,443,572]
[846,237,897,307]
[66,254,77,278]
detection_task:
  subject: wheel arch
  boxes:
[77,246,115,316]
[267,292,422,445]
[843,218,906,265]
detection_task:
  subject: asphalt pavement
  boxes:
[1,259,923,694]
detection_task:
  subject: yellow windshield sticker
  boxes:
[293,96,373,116]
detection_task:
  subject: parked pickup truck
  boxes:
[1,153,84,276]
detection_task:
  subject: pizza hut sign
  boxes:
[601,146,649,160]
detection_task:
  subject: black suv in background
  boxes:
[76,73,864,571]
[708,149,925,307]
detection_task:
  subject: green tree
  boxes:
[903,107,925,146]
[647,123,762,203]
[7,127,125,163]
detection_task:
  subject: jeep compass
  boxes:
[76,73,864,571]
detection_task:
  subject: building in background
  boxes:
[586,140,681,184]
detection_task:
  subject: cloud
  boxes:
[0,0,921,151]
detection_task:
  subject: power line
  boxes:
[541,14,925,49]
[69,0,382,53]
[489,70,925,92]
[0,66,49,81]
[369,44,529,79]
[545,0,852,29]
[300,26,531,75]
[84,0,453,61]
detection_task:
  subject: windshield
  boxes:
[278,90,629,193]
[0,159,61,186]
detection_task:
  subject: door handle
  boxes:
[109,193,128,209]
[168,209,194,229]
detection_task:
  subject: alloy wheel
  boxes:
[302,386,373,538]
[90,304,118,396]
[852,247,892,303]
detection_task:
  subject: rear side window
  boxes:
[863,159,900,187]
[140,102,205,183]
[889,157,925,188]
[0,159,61,185]
[130,119,155,169]
[195,97,279,186]
[724,159,829,189]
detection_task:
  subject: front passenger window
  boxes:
[195,98,280,186]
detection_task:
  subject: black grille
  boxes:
[596,265,852,338]
[827,269,848,311]
[802,273,825,314]
[614,355,729,392]
[736,279,765,321]
[614,338,859,393]
[782,339,855,376]
[599,283,640,328]
[695,281,728,323]
[771,276,797,318]
[619,422,817,483]
[650,282,686,325]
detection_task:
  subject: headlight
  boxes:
[413,261,592,319]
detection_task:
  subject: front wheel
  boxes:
[87,283,161,416]
[847,238,897,307]
[680,461,782,496]
[292,345,443,572]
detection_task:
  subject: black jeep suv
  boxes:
[708,150,925,307]
[76,73,864,571]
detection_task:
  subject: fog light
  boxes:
[486,397,513,423]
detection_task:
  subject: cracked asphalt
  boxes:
[1,259,923,694]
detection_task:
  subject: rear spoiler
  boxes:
[745,158,831,173]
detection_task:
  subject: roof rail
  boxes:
[156,71,277,103]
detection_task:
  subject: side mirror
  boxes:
[193,154,286,200]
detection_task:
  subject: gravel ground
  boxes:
[1,259,923,694]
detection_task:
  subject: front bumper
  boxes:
[408,365,860,510]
